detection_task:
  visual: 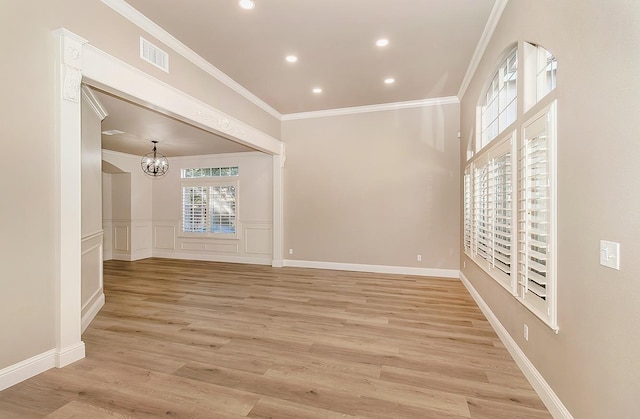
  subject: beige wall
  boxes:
[102,152,152,261]
[460,1,640,417]
[282,104,460,269]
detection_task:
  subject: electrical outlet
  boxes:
[417,255,422,262]
[288,248,293,255]
[463,261,466,269]
[523,324,529,341]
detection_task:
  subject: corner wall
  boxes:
[282,103,460,273]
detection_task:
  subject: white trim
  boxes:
[272,154,285,264]
[170,150,265,161]
[457,0,510,100]
[81,85,108,120]
[0,350,56,391]
[100,0,281,119]
[54,28,86,372]
[282,96,460,121]
[152,250,272,266]
[459,272,573,419]
[55,342,86,368]
[284,259,459,278]
[81,229,105,242]
[82,43,283,155]
[81,292,105,332]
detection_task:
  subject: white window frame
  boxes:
[465,133,517,294]
[467,40,558,331]
[518,101,557,330]
[477,47,518,153]
[180,178,239,240]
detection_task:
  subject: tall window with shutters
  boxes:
[465,136,515,292]
[466,41,557,330]
[473,157,491,263]
[463,168,472,254]
[518,102,556,326]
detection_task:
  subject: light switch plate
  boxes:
[600,240,620,270]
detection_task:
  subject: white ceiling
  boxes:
[98,0,497,156]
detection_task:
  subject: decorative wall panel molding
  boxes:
[154,224,176,250]
[181,241,238,254]
[244,225,272,255]
[113,225,129,252]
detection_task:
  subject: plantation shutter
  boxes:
[473,156,491,264]
[210,185,237,234]
[463,166,472,254]
[518,106,554,320]
[490,139,513,286]
[182,186,208,233]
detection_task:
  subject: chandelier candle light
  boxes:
[141,140,169,177]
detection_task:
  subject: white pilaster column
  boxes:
[272,148,285,267]
[53,29,87,367]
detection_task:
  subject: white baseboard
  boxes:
[81,292,105,333]
[284,259,459,278]
[55,342,85,368]
[131,249,153,261]
[111,251,132,261]
[459,272,573,419]
[152,250,272,266]
[0,350,56,391]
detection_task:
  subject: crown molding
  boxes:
[100,0,282,120]
[81,85,109,120]
[281,96,460,121]
[457,0,510,100]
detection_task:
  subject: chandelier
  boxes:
[141,140,169,178]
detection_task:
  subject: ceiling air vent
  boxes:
[140,37,169,73]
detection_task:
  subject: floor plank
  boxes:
[0,258,550,418]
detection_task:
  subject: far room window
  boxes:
[181,166,239,238]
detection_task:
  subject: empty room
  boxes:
[1,1,639,418]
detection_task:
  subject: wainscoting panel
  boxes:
[130,221,152,261]
[244,225,272,255]
[132,222,151,251]
[102,220,113,260]
[113,225,129,252]
[81,231,104,332]
[154,224,176,250]
[180,241,238,253]
[152,220,272,264]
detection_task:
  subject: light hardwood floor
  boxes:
[0,258,551,418]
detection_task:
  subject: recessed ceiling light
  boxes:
[238,0,255,10]
[312,87,322,94]
[376,38,389,47]
[285,55,298,63]
[101,129,125,136]
[384,78,395,84]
